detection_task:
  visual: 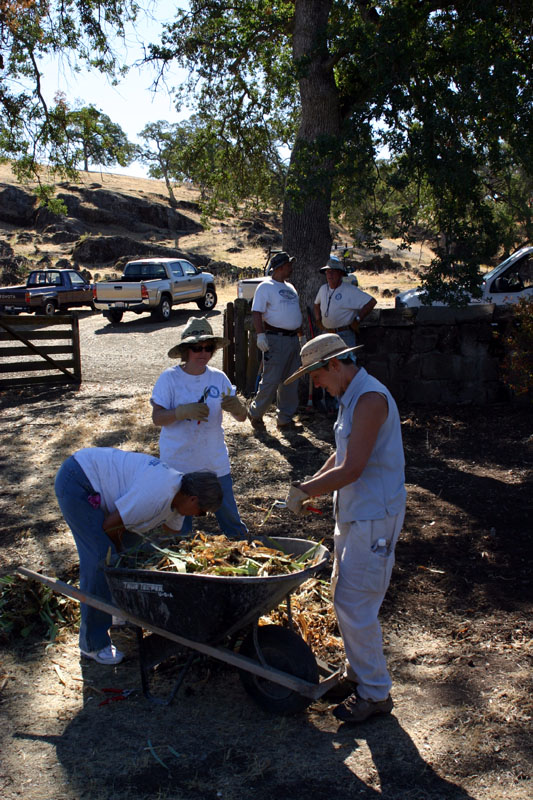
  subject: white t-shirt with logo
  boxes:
[151,364,232,477]
[73,448,185,533]
[315,282,373,328]
[252,277,303,330]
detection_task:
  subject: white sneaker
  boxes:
[80,644,124,665]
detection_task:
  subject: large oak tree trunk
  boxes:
[283,0,340,313]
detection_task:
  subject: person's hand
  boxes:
[174,403,209,422]
[285,483,310,515]
[221,393,246,416]
[350,315,361,334]
[256,333,269,352]
[298,334,307,348]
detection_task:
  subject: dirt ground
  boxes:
[1,282,532,800]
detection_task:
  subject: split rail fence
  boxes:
[0,313,82,388]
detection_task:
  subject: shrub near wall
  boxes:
[357,305,511,404]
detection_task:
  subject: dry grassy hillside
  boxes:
[0,163,434,304]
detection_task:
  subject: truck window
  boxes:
[124,263,166,279]
[181,261,198,276]
[46,272,62,285]
[69,272,86,286]
[170,262,184,277]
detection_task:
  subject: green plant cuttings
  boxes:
[114,533,322,577]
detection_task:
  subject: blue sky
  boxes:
[39,2,191,178]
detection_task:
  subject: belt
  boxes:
[326,327,351,334]
[264,325,298,337]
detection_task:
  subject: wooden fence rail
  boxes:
[0,313,82,388]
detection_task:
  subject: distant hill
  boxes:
[0,163,432,287]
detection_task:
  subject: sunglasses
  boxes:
[189,343,216,353]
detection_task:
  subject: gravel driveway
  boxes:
[78,305,226,390]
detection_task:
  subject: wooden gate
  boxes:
[0,313,82,388]
[223,299,259,395]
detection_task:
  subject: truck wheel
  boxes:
[238,625,318,715]
[153,297,172,322]
[104,310,123,324]
[197,286,217,311]
[43,300,56,317]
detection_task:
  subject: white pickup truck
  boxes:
[93,258,217,323]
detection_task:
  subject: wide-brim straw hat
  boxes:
[319,256,348,275]
[168,317,229,358]
[284,333,363,384]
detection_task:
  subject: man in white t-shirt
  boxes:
[248,251,305,432]
[54,448,222,665]
[314,256,376,348]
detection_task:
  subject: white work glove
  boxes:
[298,334,307,347]
[285,483,311,515]
[174,402,209,422]
[221,393,246,416]
[256,333,269,352]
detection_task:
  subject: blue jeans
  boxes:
[54,456,115,652]
[181,472,248,539]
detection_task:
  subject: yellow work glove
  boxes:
[174,403,209,422]
[285,483,311,515]
[221,393,246,416]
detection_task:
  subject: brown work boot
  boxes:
[276,419,303,432]
[333,691,393,723]
[247,412,265,430]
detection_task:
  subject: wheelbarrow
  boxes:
[18,536,343,715]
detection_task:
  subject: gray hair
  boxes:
[181,471,223,512]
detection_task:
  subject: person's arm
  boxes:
[351,296,377,331]
[314,302,323,330]
[152,402,178,427]
[299,392,388,497]
[252,310,265,334]
[358,296,377,322]
[152,401,208,426]
[103,509,126,550]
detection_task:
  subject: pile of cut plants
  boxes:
[113,533,324,577]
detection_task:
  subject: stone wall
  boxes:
[356,304,513,404]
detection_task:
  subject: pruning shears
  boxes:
[98,688,137,706]
[273,500,323,515]
[197,386,210,424]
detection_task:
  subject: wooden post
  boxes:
[71,312,82,382]
[233,298,248,391]
[223,302,235,383]
[246,322,259,395]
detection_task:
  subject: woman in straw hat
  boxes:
[151,317,248,539]
[283,333,406,724]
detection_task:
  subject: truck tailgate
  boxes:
[95,282,144,302]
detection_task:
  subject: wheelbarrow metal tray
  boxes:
[104,536,329,644]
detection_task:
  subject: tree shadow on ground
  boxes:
[92,306,221,336]
[13,668,476,800]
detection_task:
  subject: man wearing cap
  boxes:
[283,334,406,724]
[314,256,376,347]
[248,251,305,431]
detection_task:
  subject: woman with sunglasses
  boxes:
[151,317,249,539]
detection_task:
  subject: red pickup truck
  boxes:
[0,269,94,316]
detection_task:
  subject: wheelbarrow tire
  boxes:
[238,625,318,715]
